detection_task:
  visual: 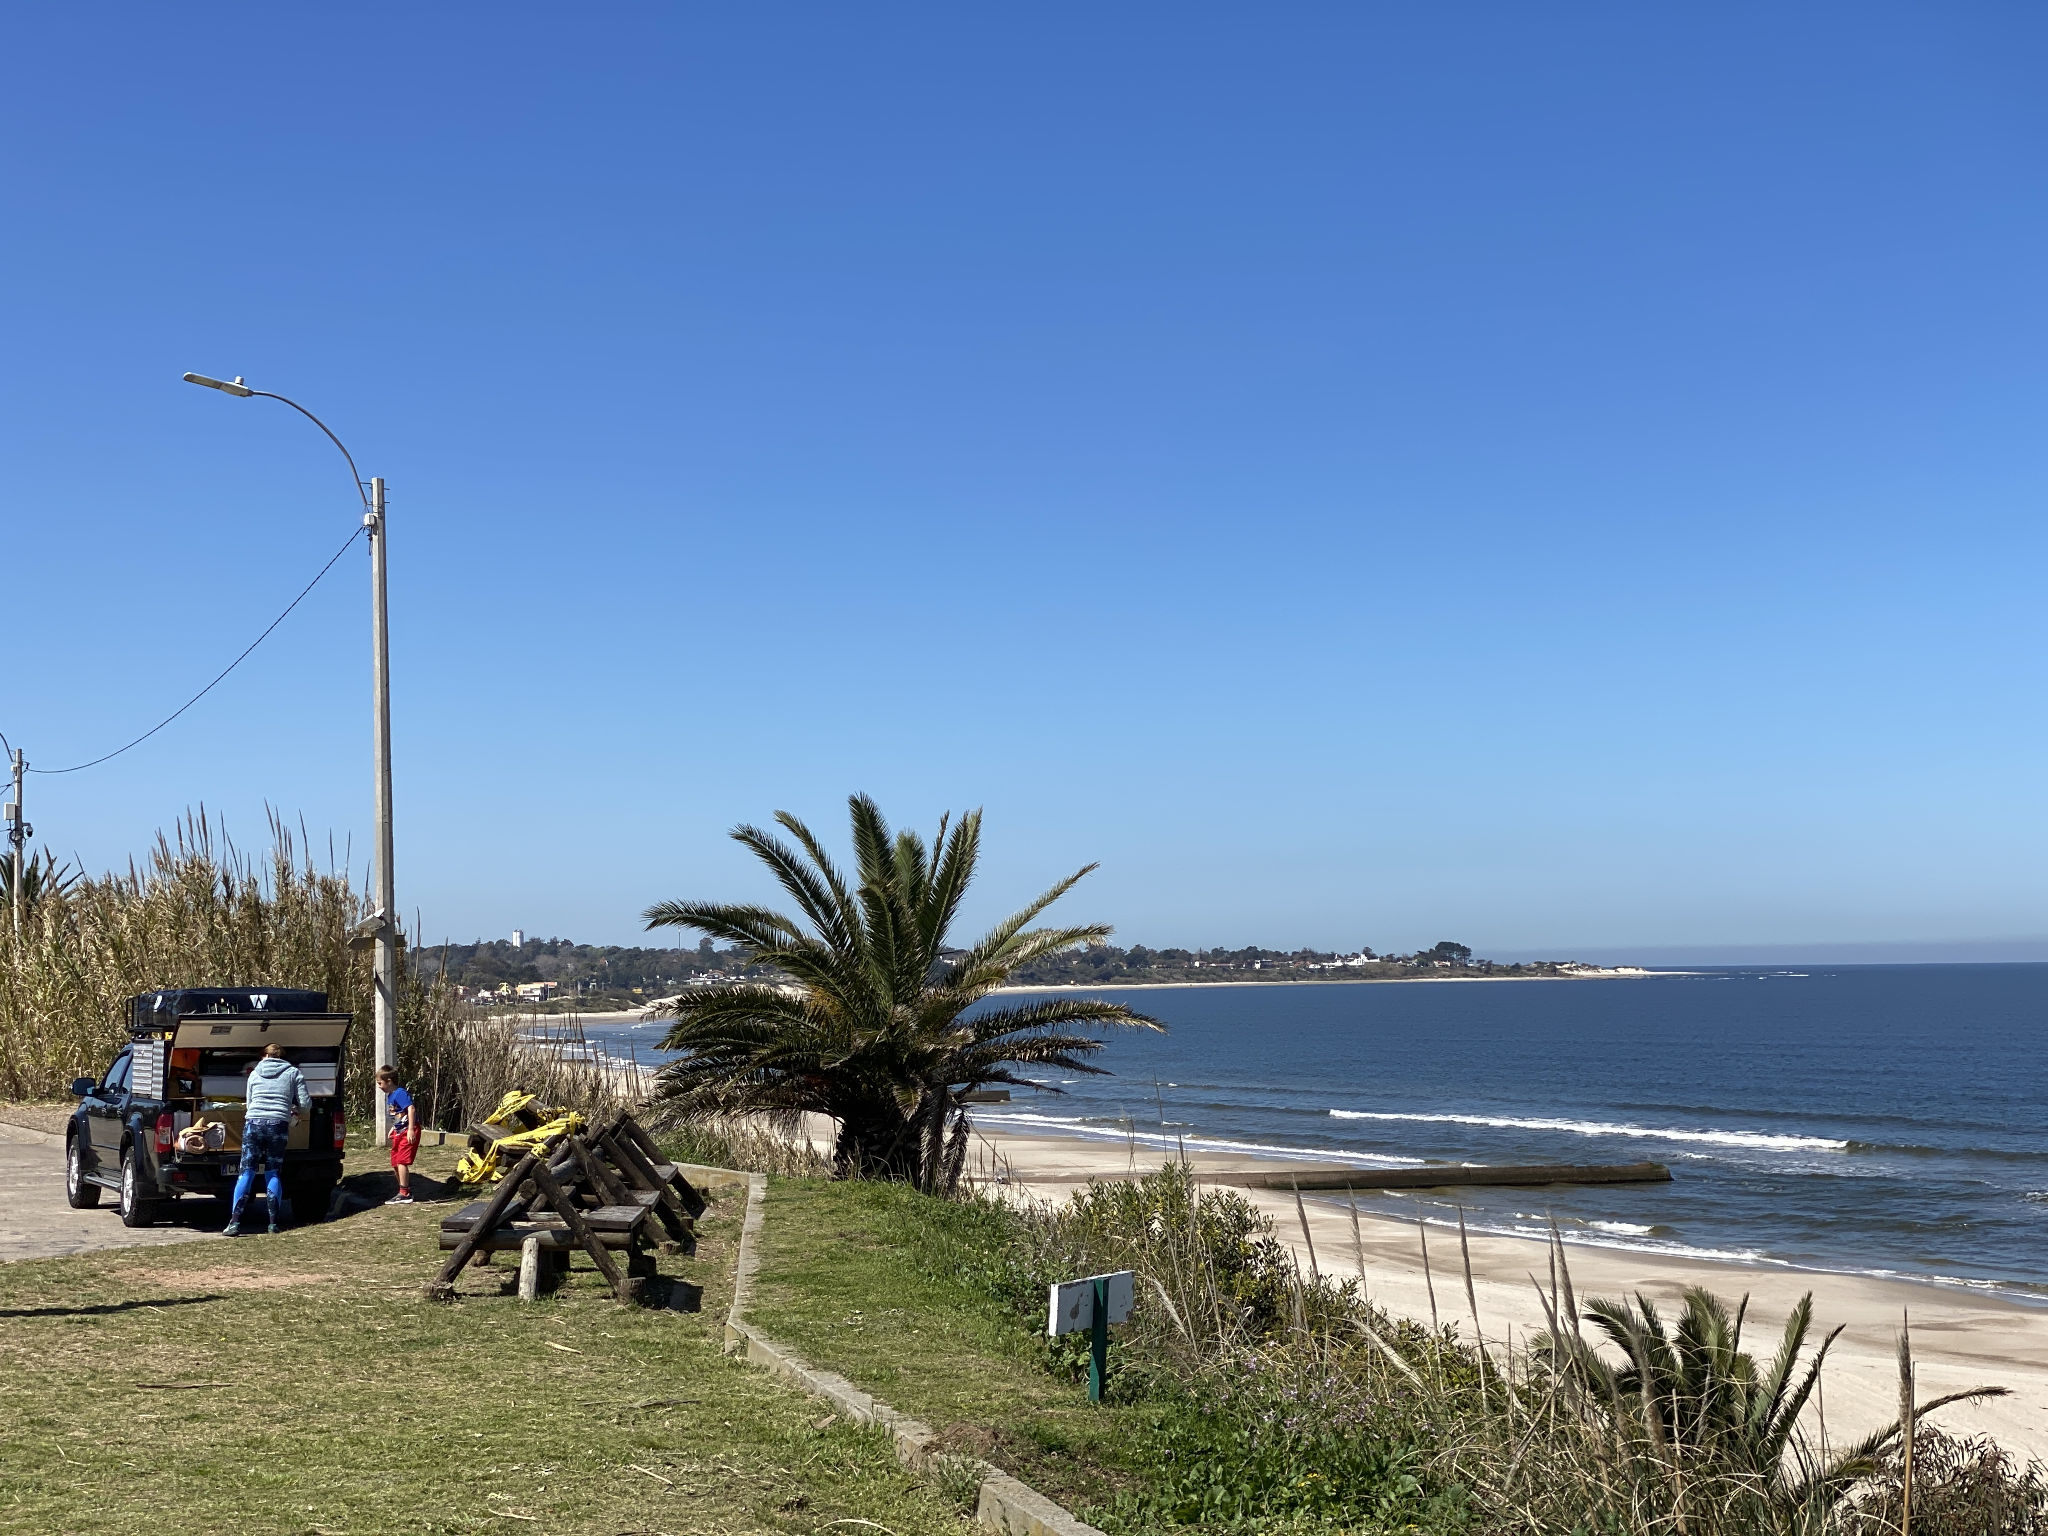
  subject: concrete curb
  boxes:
[0,1120,64,1148]
[722,1171,1106,1536]
[722,1170,767,1345]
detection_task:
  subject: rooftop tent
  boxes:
[128,987,332,1033]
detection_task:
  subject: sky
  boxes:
[4,6,2046,960]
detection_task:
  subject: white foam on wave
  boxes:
[1589,1220,1657,1236]
[1374,1208,1785,1266]
[977,1109,1424,1167]
[1329,1108,1847,1153]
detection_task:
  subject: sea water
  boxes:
[586,965,2048,1299]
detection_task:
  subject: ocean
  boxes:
[584,965,2048,1300]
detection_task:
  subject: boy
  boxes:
[377,1065,421,1203]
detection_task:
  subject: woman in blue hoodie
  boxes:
[226,1043,310,1236]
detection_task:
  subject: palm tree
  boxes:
[642,794,1163,1192]
[0,849,77,917]
[1538,1286,2004,1531]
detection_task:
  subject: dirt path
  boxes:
[0,1123,221,1261]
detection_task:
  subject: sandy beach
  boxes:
[962,1119,2048,1462]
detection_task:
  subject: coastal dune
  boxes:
[965,1120,2048,1463]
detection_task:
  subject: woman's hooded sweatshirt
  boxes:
[244,1056,310,1121]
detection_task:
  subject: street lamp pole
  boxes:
[182,372,399,1141]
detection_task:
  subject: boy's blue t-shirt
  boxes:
[386,1085,413,1135]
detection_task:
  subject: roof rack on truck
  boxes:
[129,987,335,1033]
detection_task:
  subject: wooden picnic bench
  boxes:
[423,1108,704,1305]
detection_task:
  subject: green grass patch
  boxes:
[0,1144,970,1536]
[748,1176,1168,1518]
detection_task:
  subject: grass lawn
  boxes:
[747,1178,1181,1526]
[0,1141,972,1536]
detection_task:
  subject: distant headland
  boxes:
[1001,940,1655,988]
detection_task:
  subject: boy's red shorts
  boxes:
[389,1134,417,1168]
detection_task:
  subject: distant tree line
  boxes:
[414,935,762,1007]
[1003,938,1578,986]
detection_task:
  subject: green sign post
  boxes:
[1048,1269,1135,1403]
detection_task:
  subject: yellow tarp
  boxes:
[453,1091,585,1184]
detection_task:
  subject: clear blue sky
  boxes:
[5,7,2045,958]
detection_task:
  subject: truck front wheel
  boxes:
[118,1147,159,1228]
[66,1135,102,1209]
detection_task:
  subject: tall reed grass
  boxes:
[0,810,634,1127]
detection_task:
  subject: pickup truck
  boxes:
[65,987,351,1227]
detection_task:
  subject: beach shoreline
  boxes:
[960,1118,2048,1461]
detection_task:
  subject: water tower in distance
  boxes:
[511,928,525,949]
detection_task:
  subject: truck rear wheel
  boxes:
[118,1147,159,1228]
[66,1135,102,1209]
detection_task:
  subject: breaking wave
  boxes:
[1329,1108,1847,1153]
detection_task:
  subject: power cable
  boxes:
[31,524,367,775]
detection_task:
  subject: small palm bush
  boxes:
[644,794,1162,1192]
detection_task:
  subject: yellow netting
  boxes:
[453,1092,585,1184]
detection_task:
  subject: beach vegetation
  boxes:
[642,793,1162,1192]
[1535,1286,2006,1534]
[747,1164,2042,1536]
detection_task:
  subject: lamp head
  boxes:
[182,372,254,397]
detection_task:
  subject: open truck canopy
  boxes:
[124,988,351,1100]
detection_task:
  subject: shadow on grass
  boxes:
[336,1169,457,1212]
[0,1293,222,1319]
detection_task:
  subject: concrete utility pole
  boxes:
[368,475,397,1138]
[6,750,25,936]
[183,372,399,1140]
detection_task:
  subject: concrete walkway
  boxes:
[0,1122,221,1261]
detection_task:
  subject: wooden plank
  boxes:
[578,1203,652,1232]
[438,1227,637,1251]
[442,1210,648,1235]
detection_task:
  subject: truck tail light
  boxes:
[333,1113,347,1152]
[154,1112,175,1155]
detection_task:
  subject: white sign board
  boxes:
[1047,1270,1136,1337]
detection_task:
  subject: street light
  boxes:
[183,371,399,1141]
